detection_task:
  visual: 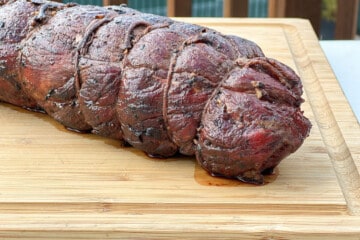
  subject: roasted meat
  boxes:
[0,0,311,184]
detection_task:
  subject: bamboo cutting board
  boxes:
[0,18,360,239]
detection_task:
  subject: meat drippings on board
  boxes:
[0,0,311,184]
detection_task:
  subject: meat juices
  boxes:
[0,0,311,184]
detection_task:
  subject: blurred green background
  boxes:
[62,0,359,39]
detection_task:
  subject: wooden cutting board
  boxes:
[0,18,359,239]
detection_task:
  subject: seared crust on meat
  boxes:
[0,0,311,184]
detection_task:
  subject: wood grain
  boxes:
[268,0,322,36]
[0,18,359,239]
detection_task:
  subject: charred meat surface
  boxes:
[0,0,311,184]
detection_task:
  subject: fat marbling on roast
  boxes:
[0,0,311,184]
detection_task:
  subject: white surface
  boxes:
[320,40,360,123]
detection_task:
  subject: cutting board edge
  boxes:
[1,18,360,238]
